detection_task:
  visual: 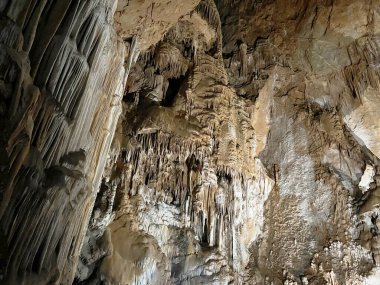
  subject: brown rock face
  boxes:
[1,0,380,284]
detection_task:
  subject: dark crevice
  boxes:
[32,240,46,273]
[161,75,187,107]
[205,41,219,56]
[202,219,208,244]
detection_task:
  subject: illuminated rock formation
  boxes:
[1,0,380,284]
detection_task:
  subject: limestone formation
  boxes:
[1,0,380,284]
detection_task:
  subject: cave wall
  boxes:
[90,0,380,284]
[1,0,380,285]
[216,0,380,283]
[0,1,127,283]
[77,2,274,283]
[0,0,202,284]
[77,0,380,284]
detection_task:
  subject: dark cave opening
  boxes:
[162,75,186,107]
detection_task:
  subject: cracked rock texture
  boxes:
[1,0,380,284]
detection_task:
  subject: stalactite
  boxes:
[0,0,126,283]
[195,0,221,32]
[239,43,248,78]
[124,35,140,87]
[2,1,379,284]
[154,42,189,78]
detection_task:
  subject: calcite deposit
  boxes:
[1,0,380,284]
